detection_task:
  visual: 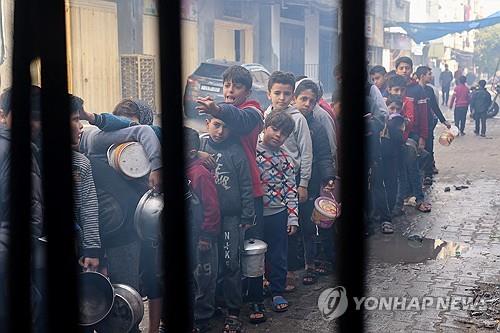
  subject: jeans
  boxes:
[369,157,392,223]
[263,210,288,296]
[381,154,399,213]
[442,86,450,105]
[454,106,468,133]
[396,143,425,206]
[425,117,438,177]
[300,199,317,267]
[475,112,487,135]
[193,237,218,321]
[218,216,243,313]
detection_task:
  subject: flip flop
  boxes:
[415,202,431,213]
[272,296,289,312]
[381,221,394,234]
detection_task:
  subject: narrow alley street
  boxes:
[194,109,500,333]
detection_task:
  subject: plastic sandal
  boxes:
[381,221,394,234]
[248,303,266,324]
[272,295,289,312]
[223,316,243,333]
[415,202,431,213]
[302,269,318,285]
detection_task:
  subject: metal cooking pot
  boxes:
[107,142,151,178]
[94,284,144,333]
[78,271,115,326]
[134,189,164,242]
[241,239,267,278]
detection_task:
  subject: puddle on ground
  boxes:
[368,234,470,264]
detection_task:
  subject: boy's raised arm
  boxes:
[216,103,263,135]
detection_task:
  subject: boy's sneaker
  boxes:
[480,133,486,137]
[474,130,479,135]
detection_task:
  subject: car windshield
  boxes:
[193,63,228,79]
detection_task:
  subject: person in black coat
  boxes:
[471,80,492,137]
[292,79,336,285]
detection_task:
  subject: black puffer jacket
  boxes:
[305,113,335,198]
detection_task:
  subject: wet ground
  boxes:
[139,108,500,332]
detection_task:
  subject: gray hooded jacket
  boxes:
[264,105,313,188]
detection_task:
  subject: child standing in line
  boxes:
[196,65,266,324]
[199,116,255,333]
[257,111,298,313]
[381,95,406,218]
[264,71,313,291]
[185,127,221,333]
[292,79,336,284]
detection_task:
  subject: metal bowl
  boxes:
[94,284,144,333]
[134,189,164,242]
[78,271,115,326]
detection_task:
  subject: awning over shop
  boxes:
[386,11,500,43]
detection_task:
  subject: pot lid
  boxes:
[243,239,267,255]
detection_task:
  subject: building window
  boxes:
[281,5,305,21]
[224,0,242,18]
[320,9,338,29]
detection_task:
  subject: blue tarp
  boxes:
[386,11,500,43]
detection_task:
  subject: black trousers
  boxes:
[442,86,450,105]
[454,106,468,133]
[475,112,487,135]
[425,117,438,177]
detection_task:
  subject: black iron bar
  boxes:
[8,0,35,330]
[338,0,367,332]
[38,0,78,331]
[158,1,192,332]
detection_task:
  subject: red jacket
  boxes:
[450,84,470,108]
[406,80,429,140]
[186,158,221,237]
[401,96,416,141]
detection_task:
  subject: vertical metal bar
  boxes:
[8,0,35,330]
[158,1,192,332]
[338,0,367,332]
[38,0,78,331]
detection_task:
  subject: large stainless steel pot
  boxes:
[78,271,115,326]
[94,284,144,333]
[134,189,164,242]
[241,239,267,277]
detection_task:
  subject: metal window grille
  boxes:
[5,0,367,332]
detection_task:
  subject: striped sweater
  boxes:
[72,151,101,258]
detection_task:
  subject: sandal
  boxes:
[313,261,330,276]
[381,221,394,234]
[248,303,266,324]
[284,272,296,293]
[223,316,243,333]
[193,319,210,333]
[415,202,431,213]
[302,268,318,285]
[272,295,289,312]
